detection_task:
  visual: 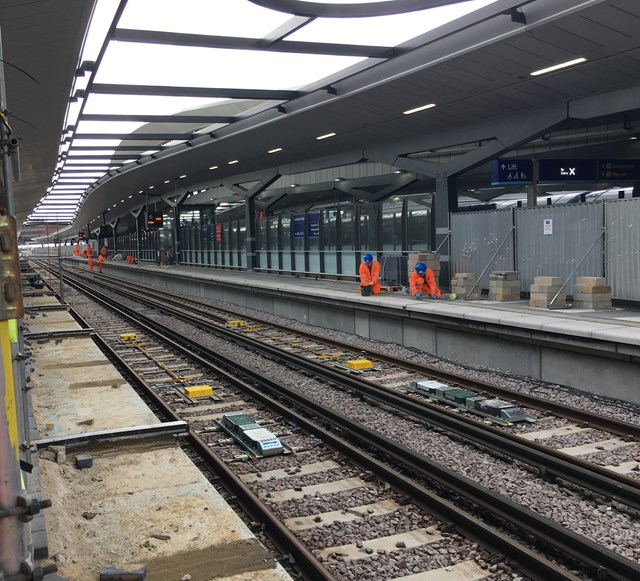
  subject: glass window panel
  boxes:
[287,1,498,46]
[98,43,364,91]
[258,212,268,250]
[120,0,290,38]
[269,216,279,250]
[84,94,224,116]
[359,204,373,250]
[323,209,337,250]
[281,216,291,251]
[340,205,354,249]
[382,197,403,251]
[407,194,433,251]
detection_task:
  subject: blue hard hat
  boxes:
[363,253,373,263]
[415,262,426,274]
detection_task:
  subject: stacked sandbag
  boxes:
[407,252,440,279]
[451,273,480,299]
[488,271,521,301]
[529,276,565,308]
[572,277,612,310]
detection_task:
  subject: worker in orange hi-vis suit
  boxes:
[358,253,381,295]
[100,245,107,257]
[82,248,88,259]
[98,254,105,273]
[74,245,80,257]
[88,255,94,272]
[410,262,441,300]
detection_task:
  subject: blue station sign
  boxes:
[491,159,533,185]
[538,159,597,183]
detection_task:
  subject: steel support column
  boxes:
[434,175,457,288]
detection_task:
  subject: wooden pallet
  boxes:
[380,285,401,294]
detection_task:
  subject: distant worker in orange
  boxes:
[359,253,380,296]
[100,245,107,257]
[74,245,80,257]
[410,262,441,300]
[86,245,93,257]
[88,255,95,272]
[126,255,136,264]
[98,254,105,273]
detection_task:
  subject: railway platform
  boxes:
[23,288,293,581]
[61,257,640,405]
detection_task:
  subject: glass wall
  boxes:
[119,188,434,276]
[340,204,356,275]
[382,197,403,253]
[323,208,338,274]
[281,215,291,270]
[407,194,432,251]
[268,215,280,270]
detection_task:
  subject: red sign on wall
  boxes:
[215,223,222,244]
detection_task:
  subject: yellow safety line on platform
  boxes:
[1,320,19,459]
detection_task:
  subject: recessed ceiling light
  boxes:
[316,132,336,140]
[530,57,587,77]
[228,160,239,165]
[120,199,124,203]
[179,174,187,179]
[209,165,219,170]
[268,148,283,154]
[128,195,133,198]
[164,180,170,184]
[403,103,436,115]
[149,186,154,189]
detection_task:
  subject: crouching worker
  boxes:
[410,262,441,300]
[359,253,380,296]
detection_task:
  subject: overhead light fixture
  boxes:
[179,174,187,179]
[128,195,133,198]
[268,148,282,154]
[149,186,154,189]
[403,103,436,115]
[316,132,336,140]
[120,199,125,203]
[164,180,170,184]
[228,160,239,165]
[530,57,587,76]
[209,165,218,170]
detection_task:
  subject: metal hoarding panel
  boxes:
[515,203,603,295]
[605,198,640,300]
[451,210,514,289]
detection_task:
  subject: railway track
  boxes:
[28,261,640,579]
[45,264,640,507]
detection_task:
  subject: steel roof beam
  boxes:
[113,28,394,58]
[91,84,298,101]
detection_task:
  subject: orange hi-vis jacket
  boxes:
[410,268,441,298]
[359,260,381,295]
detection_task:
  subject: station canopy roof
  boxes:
[24,0,499,226]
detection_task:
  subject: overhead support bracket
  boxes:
[508,8,526,24]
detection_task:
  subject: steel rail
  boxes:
[64,264,640,441]
[53,268,640,581]
[88,276,640,509]
[58,276,583,581]
[42,264,640,503]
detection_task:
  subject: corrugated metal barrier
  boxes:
[606,199,640,300]
[451,198,640,300]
